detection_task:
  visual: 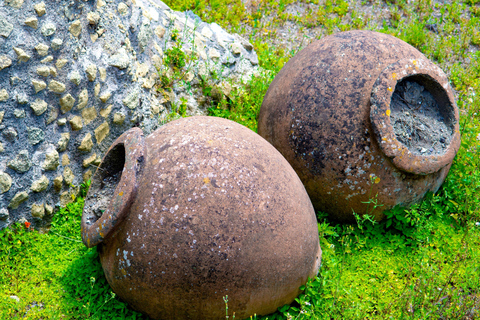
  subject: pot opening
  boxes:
[390,74,455,156]
[84,143,126,225]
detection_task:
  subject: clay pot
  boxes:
[81,116,321,320]
[258,30,460,222]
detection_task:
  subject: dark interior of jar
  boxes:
[390,74,455,156]
[83,143,125,225]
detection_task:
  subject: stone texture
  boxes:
[7,150,32,173]
[77,89,88,109]
[53,176,63,192]
[27,127,45,145]
[0,172,12,193]
[13,47,30,62]
[63,167,74,186]
[0,55,12,71]
[60,94,75,113]
[78,133,93,152]
[69,20,81,37]
[24,17,38,29]
[86,65,97,81]
[0,89,9,101]
[31,203,45,218]
[34,2,46,16]
[48,80,66,93]
[82,153,97,167]
[8,192,28,209]
[30,99,48,115]
[31,175,49,192]
[35,43,49,56]
[42,149,59,171]
[69,116,83,130]
[32,80,47,93]
[57,132,70,152]
[94,122,109,144]
[0,0,259,229]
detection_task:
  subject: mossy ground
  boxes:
[2,0,480,319]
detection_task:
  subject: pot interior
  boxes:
[84,143,125,225]
[390,74,455,156]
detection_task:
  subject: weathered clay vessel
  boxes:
[258,30,460,222]
[81,116,321,319]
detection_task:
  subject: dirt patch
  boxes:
[390,79,453,155]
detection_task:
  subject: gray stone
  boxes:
[34,2,46,16]
[8,191,29,209]
[122,88,140,109]
[60,94,75,113]
[16,94,28,104]
[138,19,152,53]
[32,79,47,93]
[57,132,70,152]
[0,208,8,220]
[0,172,12,193]
[48,80,66,93]
[27,127,45,145]
[69,70,82,85]
[7,150,32,173]
[3,127,18,142]
[30,99,48,115]
[45,106,58,125]
[0,55,12,71]
[41,22,56,37]
[14,109,26,118]
[42,149,59,171]
[0,15,14,38]
[51,38,63,50]
[109,48,130,69]
[87,12,100,25]
[31,203,45,218]
[77,89,88,109]
[31,175,49,192]
[45,204,53,215]
[13,47,30,62]
[25,17,38,29]
[86,65,97,82]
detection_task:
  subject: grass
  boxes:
[2,0,480,319]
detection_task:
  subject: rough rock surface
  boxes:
[0,0,259,228]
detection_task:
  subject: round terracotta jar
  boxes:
[81,116,321,320]
[258,30,460,222]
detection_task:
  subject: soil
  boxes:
[83,171,122,225]
[390,79,452,155]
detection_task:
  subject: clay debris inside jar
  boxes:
[390,79,452,155]
[84,171,122,223]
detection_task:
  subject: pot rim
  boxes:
[81,127,145,248]
[370,57,461,175]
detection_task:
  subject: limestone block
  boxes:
[77,89,88,109]
[60,94,75,113]
[0,172,12,193]
[69,20,81,37]
[63,167,74,185]
[53,176,63,192]
[78,133,93,152]
[8,192,29,209]
[32,80,47,93]
[0,89,9,101]
[31,203,45,218]
[13,47,30,62]
[42,149,59,171]
[94,122,109,144]
[0,55,12,71]
[57,132,70,152]
[82,107,97,125]
[34,2,46,16]
[7,150,32,173]
[86,64,97,81]
[69,116,83,130]
[24,17,38,29]
[35,43,49,56]
[48,80,66,93]
[113,112,125,124]
[30,99,48,115]
[31,175,49,192]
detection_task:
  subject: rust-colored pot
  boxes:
[81,116,321,320]
[258,30,460,222]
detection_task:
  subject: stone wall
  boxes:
[0,0,259,228]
